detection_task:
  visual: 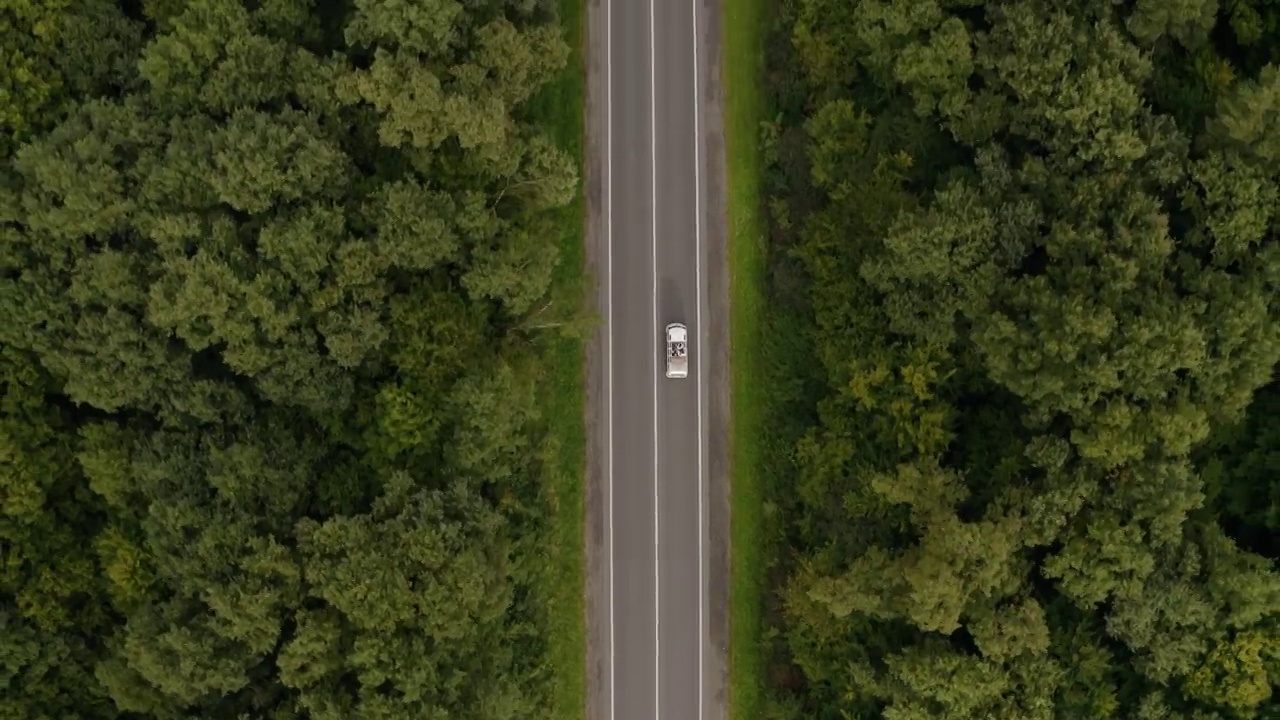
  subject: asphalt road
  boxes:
[583,0,727,715]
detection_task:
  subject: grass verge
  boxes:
[527,0,587,717]
[723,0,772,716]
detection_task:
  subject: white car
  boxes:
[665,323,688,379]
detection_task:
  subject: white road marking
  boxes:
[691,0,706,717]
[604,0,616,714]
[648,0,661,716]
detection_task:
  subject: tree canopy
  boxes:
[1,0,582,717]
[754,0,1280,718]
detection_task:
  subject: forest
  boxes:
[749,0,1280,718]
[1,0,586,718]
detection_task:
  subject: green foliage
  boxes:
[755,0,1280,718]
[0,0,142,154]
[0,0,71,146]
[1,0,583,715]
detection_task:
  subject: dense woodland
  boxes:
[755,0,1280,718]
[1,0,584,718]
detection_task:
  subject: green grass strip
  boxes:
[723,0,771,715]
[527,0,587,716]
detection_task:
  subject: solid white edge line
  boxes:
[649,0,661,716]
[604,0,616,717]
[690,0,706,716]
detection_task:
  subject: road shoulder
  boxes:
[699,0,733,716]
[582,0,610,715]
